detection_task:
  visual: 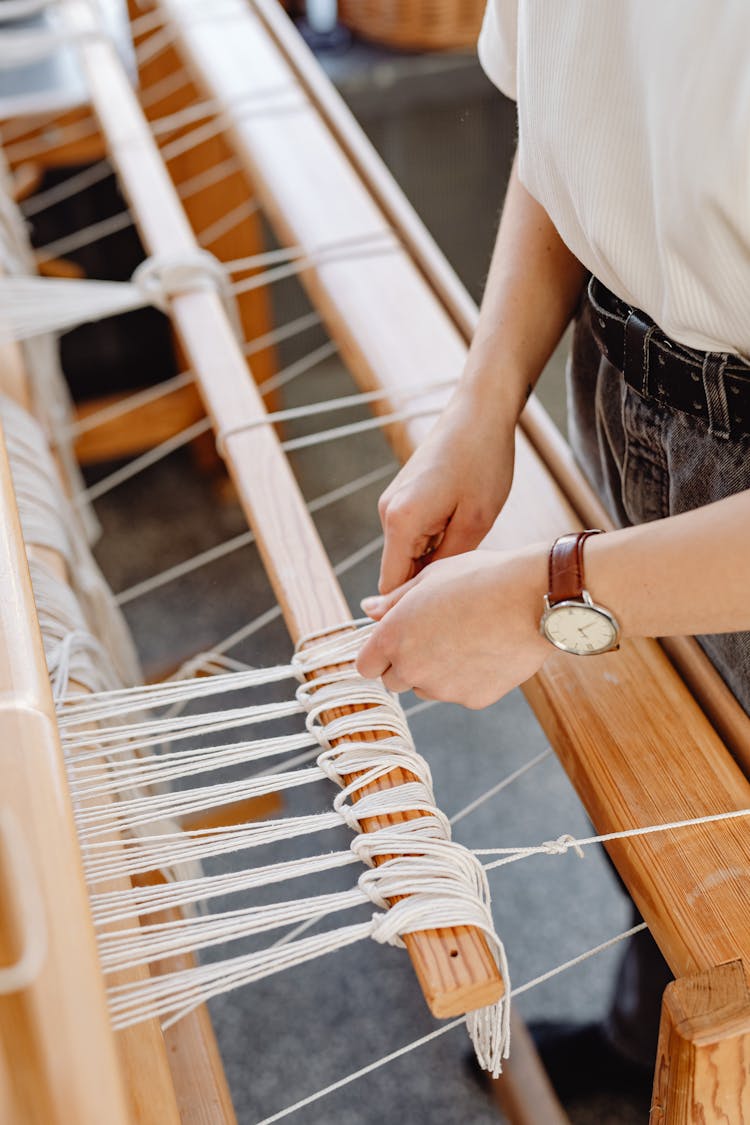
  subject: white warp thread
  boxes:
[0,160,96,535]
[0,249,240,343]
[0,394,140,691]
[60,624,510,1070]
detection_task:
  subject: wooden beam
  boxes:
[0,203,231,1125]
[483,1012,569,1125]
[61,0,502,1021]
[0,428,131,1125]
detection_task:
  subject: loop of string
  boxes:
[214,378,450,459]
[60,622,509,1067]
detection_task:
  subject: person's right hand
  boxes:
[375,392,517,594]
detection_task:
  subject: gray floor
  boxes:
[90,339,647,1124]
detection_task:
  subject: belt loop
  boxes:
[702,353,730,439]
[623,311,656,396]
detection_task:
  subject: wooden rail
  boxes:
[0,427,131,1125]
[0,281,234,1121]
[59,0,503,1020]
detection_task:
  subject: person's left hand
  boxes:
[356,546,551,709]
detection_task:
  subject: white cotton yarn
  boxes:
[52,623,510,1071]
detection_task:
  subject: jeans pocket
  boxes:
[620,387,670,525]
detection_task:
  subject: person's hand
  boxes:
[357,546,550,709]
[376,393,517,594]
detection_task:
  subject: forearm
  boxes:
[585,490,750,639]
[460,153,587,423]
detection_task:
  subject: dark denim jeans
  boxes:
[565,282,750,1067]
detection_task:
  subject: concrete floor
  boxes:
[89,336,648,1124]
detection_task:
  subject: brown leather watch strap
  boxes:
[548,529,603,606]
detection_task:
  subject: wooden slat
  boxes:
[60,0,502,1020]
[155,0,750,988]
[0,428,131,1125]
[0,247,227,1125]
[304,647,503,1018]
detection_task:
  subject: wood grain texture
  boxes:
[62,0,501,1018]
[651,961,750,1124]
[303,645,503,1018]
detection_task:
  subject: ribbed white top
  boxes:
[479,0,750,357]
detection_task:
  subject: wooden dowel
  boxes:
[61,0,502,1018]
[483,1011,570,1125]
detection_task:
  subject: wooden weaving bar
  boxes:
[302,642,502,1017]
[56,0,504,1019]
[0,426,131,1125]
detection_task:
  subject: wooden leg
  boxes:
[74,383,205,464]
[651,960,750,1124]
[483,1011,570,1125]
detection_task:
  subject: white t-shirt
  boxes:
[478,1,750,357]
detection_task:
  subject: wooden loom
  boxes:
[0,2,749,1123]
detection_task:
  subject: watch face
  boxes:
[542,602,618,655]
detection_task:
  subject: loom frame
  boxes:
[0,1,748,1122]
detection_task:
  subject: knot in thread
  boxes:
[132,251,242,342]
[133,251,229,309]
[542,833,584,859]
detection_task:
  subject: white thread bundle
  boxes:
[0,233,397,347]
[56,624,510,1071]
[0,250,240,343]
[0,395,139,690]
[0,159,97,535]
[81,811,346,885]
[91,851,360,927]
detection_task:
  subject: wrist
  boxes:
[489,542,550,648]
[458,361,530,433]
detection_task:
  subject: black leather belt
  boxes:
[587,276,750,441]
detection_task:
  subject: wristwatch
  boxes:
[540,530,620,655]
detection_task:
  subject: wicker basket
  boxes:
[337,0,485,51]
